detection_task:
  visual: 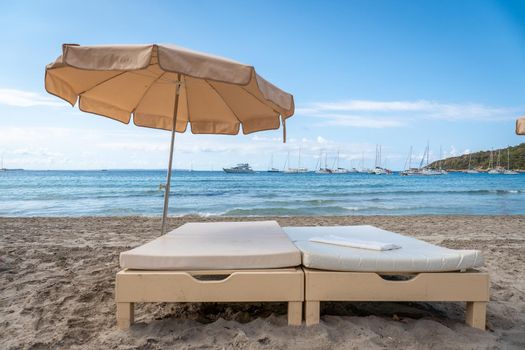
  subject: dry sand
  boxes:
[0,216,524,349]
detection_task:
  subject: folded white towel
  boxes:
[309,235,402,251]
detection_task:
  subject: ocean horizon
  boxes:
[1,170,524,217]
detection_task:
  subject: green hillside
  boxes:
[428,143,525,170]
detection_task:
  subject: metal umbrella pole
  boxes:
[161,75,181,235]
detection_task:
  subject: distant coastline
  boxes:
[429,143,525,171]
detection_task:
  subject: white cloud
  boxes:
[0,125,387,170]
[316,136,328,144]
[314,114,406,128]
[0,88,67,107]
[297,99,521,127]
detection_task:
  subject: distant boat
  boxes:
[267,154,280,173]
[421,142,444,176]
[421,168,444,176]
[401,143,444,176]
[315,151,331,174]
[437,146,448,175]
[0,155,21,171]
[487,149,503,174]
[284,148,308,173]
[1,154,7,171]
[223,163,254,173]
[356,152,370,173]
[330,150,349,174]
[400,146,421,176]
[373,167,392,175]
[464,153,479,174]
[371,145,392,175]
[503,148,518,175]
[284,167,308,173]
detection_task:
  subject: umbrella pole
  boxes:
[161,78,181,235]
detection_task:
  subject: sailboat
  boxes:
[267,154,280,172]
[357,152,369,173]
[464,153,479,174]
[330,149,349,174]
[420,142,443,176]
[503,148,518,175]
[437,146,448,175]
[488,149,502,174]
[316,151,331,174]
[400,146,421,176]
[284,148,308,173]
[371,145,392,175]
[0,154,6,172]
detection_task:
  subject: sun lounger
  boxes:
[284,225,489,330]
[116,221,303,329]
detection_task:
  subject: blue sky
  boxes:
[0,0,524,170]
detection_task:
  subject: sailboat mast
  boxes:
[507,148,510,170]
[408,146,412,170]
[379,145,382,168]
[419,146,425,170]
[439,146,443,170]
[374,145,378,168]
[427,141,430,166]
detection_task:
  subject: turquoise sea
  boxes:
[0,170,524,216]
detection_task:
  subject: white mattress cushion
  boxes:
[120,221,301,270]
[284,225,484,272]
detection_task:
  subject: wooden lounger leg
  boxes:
[466,301,486,330]
[288,301,302,326]
[117,302,134,329]
[305,301,320,326]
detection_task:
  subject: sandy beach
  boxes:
[0,215,524,349]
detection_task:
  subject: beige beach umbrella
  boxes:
[45,44,294,234]
[517,116,525,135]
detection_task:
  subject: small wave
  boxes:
[223,205,351,216]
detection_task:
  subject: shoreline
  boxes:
[1,215,524,349]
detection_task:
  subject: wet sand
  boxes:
[1,216,524,349]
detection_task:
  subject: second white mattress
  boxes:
[284,225,484,272]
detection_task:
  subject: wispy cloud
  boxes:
[311,113,405,128]
[0,88,67,107]
[297,99,520,127]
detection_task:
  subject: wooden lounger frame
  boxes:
[115,267,304,329]
[303,268,490,330]
[115,268,489,330]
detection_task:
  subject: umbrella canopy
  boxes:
[46,44,294,134]
[517,116,525,135]
[45,44,294,233]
